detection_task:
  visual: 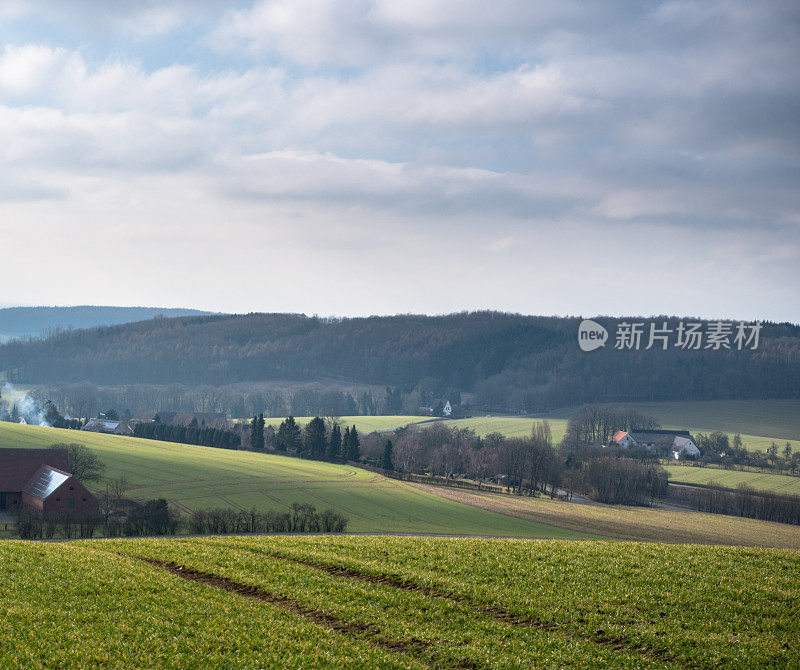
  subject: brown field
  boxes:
[410,483,800,549]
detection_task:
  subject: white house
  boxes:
[671,436,701,460]
[442,401,452,417]
[612,429,700,460]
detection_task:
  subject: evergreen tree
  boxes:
[342,427,351,459]
[327,423,342,460]
[276,416,301,452]
[249,413,265,451]
[249,415,259,450]
[346,425,361,461]
[303,417,327,459]
[380,439,394,470]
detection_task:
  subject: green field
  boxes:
[0,422,586,538]
[1,536,797,669]
[441,415,569,442]
[665,464,800,495]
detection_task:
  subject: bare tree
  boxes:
[50,443,105,483]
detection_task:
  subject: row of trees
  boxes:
[359,422,672,506]
[133,420,241,450]
[668,483,800,525]
[189,504,348,534]
[15,499,180,539]
[266,417,362,461]
[693,431,800,472]
[33,381,394,422]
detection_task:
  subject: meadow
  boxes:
[410,483,800,549]
[664,464,800,496]
[0,422,586,538]
[1,536,798,669]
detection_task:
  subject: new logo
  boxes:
[578,319,608,352]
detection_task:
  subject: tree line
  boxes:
[359,421,669,506]
[4,312,798,413]
[189,504,348,534]
[133,419,242,449]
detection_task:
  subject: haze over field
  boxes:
[1,1,798,319]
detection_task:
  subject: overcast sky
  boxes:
[1,1,798,320]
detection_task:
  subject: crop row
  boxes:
[208,535,800,669]
[0,541,417,669]
[107,537,658,669]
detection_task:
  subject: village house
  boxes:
[0,448,97,515]
[82,418,134,435]
[610,429,701,460]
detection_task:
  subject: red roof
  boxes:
[0,448,70,492]
[611,431,629,443]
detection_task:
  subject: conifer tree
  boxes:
[303,417,327,459]
[380,439,394,470]
[327,423,342,459]
[346,425,361,461]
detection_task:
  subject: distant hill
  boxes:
[1,311,798,412]
[0,306,214,342]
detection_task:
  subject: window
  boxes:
[55,497,60,502]
[82,498,87,502]
[69,486,74,491]
[68,498,74,508]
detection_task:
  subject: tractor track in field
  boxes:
[229,544,697,670]
[124,553,481,670]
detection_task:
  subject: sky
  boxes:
[0,1,798,320]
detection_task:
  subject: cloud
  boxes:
[0,1,797,319]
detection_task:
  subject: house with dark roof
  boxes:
[0,448,96,515]
[82,418,134,435]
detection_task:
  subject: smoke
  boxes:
[1,383,51,427]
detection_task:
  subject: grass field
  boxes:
[0,422,588,538]
[410,483,800,549]
[665,464,800,496]
[1,536,797,669]
[440,416,569,442]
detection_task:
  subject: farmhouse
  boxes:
[443,401,452,417]
[0,448,97,514]
[611,430,637,448]
[22,465,97,515]
[82,418,134,435]
[611,429,700,459]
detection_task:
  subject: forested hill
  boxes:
[1,312,798,411]
[0,306,213,342]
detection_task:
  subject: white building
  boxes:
[442,401,452,417]
[611,429,700,460]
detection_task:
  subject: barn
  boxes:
[22,465,97,515]
[0,448,97,515]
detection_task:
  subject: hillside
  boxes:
[2,312,799,412]
[1,536,798,668]
[0,422,583,537]
[0,306,212,342]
